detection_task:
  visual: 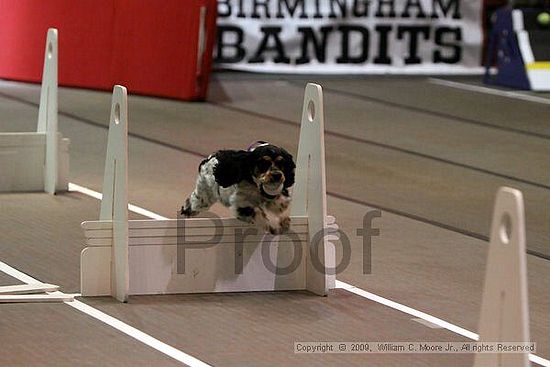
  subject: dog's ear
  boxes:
[280,149,296,188]
[213,150,252,188]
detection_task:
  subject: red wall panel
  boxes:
[0,0,216,100]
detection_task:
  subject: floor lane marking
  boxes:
[0,255,210,367]
[67,182,550,367]
[429,78,550,105]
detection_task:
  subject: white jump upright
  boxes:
[80,83,336,301]
[0,28,69,193]
[291,83,335,294]
[100,85,129,302]
[474,187,531,367]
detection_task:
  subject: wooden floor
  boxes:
[0,73,549,366]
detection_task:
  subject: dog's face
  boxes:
[213,144,295,195]
[249,145,295,196]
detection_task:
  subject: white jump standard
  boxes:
[474,187,531,367]
[80,83,336,302]
[0,28,69,193]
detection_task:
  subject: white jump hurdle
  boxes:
[474,187,531,367]
[81,83,336,302]
[0,28,69,194]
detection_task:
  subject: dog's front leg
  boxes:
[233,205,276,234]
[254,207,279,235]
[265,195,291,234]
[255,207,291,235]
[181,192,207,217]
[181,176,217,217]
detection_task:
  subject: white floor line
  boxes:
[66,300,211,367]
[334,280,478,340]
[68,183,168,220]
[428,78,550,105]
[24,181,550,367]
[336,281,547,365]
[0,255,211,367]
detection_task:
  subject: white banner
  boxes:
[214,0,484,74]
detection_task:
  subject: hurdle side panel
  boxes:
[291,83,333,295]
[473,187,530,367]
[81,247,112,296]
[99,86,130,302]
[37,28,59,194]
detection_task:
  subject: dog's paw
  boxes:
[279,216,291,232]
[266,219,290,236]
[267,225,281,235]
[180,198,198,217]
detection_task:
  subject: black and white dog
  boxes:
[181,142,296,234]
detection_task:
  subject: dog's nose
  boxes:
[271,171,282,181]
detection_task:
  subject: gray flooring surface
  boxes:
[0,271,21,287]
[0,303,183,367]
[0,74,549,366]
[83,289,473,367]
